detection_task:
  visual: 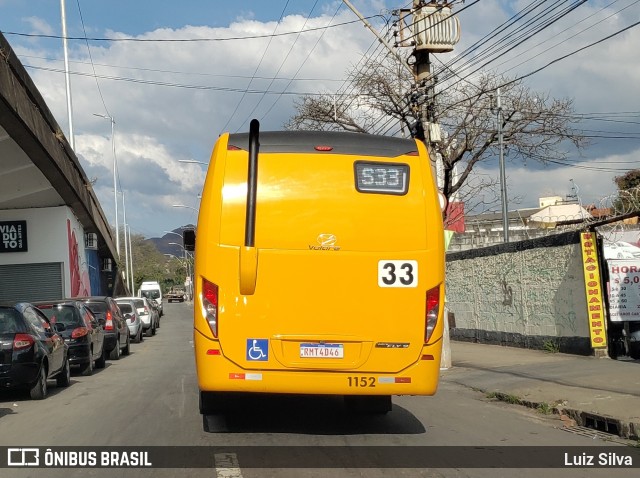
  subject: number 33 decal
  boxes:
[378,260,418,288]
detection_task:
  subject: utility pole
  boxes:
[94,113,120,256]
[343,1,459,145]
[341,1,461,372]
[496,88,509,243]
[407,1,460,147]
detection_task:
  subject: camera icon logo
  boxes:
[7,448,40,467]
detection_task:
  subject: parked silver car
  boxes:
[146,297,161,329]
[114,298,144,343]
[136,297,157,337]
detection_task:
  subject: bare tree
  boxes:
[286,55,416,135]
[286,55,588,213]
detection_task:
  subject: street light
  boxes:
[94,113,120,256]
[178,159,208,166]
[172,204,198,213]
[177,161,206,199]
[120,190,136,293]
[165,249,192,263]
[127,224,135,296]
[60,0,75,149]
[120,193,135,296]
[163,230,185,252]
[168,242,188,252]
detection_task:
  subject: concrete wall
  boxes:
[446,231,592,355]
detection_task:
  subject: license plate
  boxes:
[300,343,344,358]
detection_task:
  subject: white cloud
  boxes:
[474,147,640,213]
[12,9,374,236]
[22,16,54,36]
[8,1,640,237]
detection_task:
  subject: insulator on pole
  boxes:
[413,4,460,53]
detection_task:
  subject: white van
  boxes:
[138,281,163,317]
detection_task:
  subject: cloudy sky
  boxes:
[1,0,639,238]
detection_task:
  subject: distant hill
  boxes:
[147,225,195,257]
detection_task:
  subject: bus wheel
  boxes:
[344,395,392,414]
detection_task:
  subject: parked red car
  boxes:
[78,297,130,360]
[34,300,106,375]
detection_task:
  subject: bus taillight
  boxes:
[202,278,219,338]
[425,285,440,343]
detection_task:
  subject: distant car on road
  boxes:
[0,301,71,399]
[166,286,186,303]
[114,298,144,343]
[78,297,130,360]
[34,300,106,376]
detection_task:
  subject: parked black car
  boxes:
[34,300,106,375]
[0,302,71,399]
[78,297,130,360]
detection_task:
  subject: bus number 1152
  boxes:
[347,376,375,387]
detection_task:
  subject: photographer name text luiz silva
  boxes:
[564,452,633,467]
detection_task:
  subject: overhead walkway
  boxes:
[0,32,125,299]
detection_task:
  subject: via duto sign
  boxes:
[0,221,28,253]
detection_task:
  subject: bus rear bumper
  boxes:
[195,332,442,396]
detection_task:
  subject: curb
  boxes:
[487,391,640,441]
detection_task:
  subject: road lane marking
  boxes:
[214,453,243,478]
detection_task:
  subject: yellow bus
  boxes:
[185,120,446,414]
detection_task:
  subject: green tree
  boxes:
[612,169,640,214]
[114,232,192,295]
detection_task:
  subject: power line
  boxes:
[23,64,327,95]
[0,15,380,43]
[76,0,110,117]
[435,0,550,79]
[18,53,346,83]
[220,0,291,133]
[435,18,640,119]
[258,3,343,126]
[497,0,637,76]
[438,1,588,87]
[234,0,320,132]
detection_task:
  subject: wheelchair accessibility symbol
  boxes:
[246,339,269,361]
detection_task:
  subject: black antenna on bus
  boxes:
[245,119,260,248]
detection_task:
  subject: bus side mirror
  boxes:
[183,229,196,251]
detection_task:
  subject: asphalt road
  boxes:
[0,302,636,478]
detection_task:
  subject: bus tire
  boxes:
[344,395,392,414]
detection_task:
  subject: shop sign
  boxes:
[580,232,607,348]
[0,220,28,253]
[607,260,640,322]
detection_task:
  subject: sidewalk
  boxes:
[442,341,640,439]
